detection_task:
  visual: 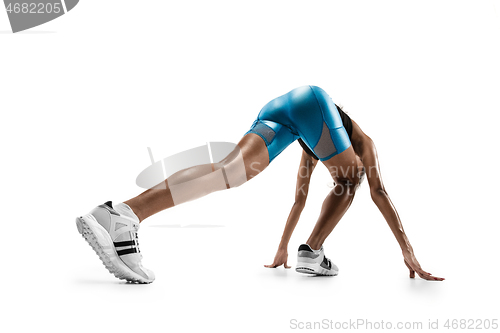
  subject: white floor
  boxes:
[5,177,498,333]
[2,1,500,332]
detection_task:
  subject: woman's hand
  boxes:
[264,248,291,268]
[403,251,444,281]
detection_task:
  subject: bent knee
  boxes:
[335,175,359,187]
[333,176,359,195]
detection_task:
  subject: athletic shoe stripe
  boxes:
[114,240,136,247]
[117,248,138,256]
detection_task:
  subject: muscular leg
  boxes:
[125,133,269,222]
[306,145,361,250]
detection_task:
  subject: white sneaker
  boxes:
[76,201,155,283]
[295,244,338,276]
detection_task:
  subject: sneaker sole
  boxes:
[296,262,338,276]
[76,214,153,284]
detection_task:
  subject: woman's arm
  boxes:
[264,150,318,268]
[352,120,444,281]
[355,131,412,252]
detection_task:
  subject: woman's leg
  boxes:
[124,133,269,222]
[306,145,361,250]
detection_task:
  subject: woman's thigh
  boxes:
[244,119,299,163]
[321,145,361,185]
[224,133,271,182]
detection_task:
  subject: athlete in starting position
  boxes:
[76,85,444,283]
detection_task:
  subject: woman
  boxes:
[263,105,443,281]
[76,85,444,283]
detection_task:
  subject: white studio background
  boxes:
[1,1,499,332]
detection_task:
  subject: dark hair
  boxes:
[336,103,346,113]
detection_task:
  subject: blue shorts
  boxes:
[245,85,351,163]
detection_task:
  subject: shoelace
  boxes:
[133,224,141,255]
[135,233,140,253]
